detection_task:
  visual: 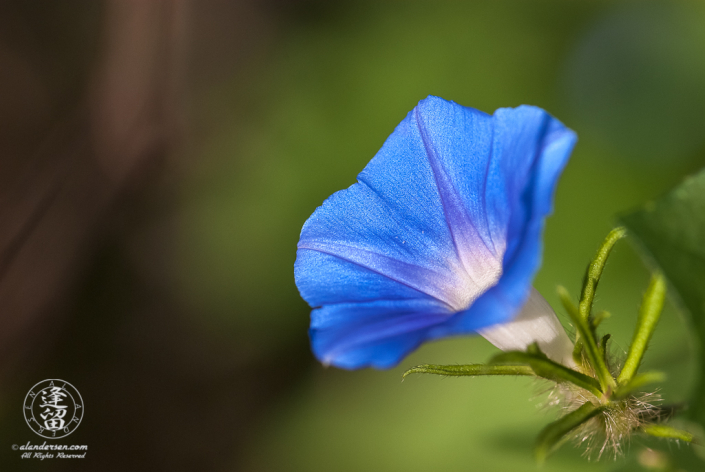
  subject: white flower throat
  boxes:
[478,287,576,368]
[449,239,574,368]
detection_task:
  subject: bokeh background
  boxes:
[1,1,705,471]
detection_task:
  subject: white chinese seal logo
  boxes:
[23,379,84,439]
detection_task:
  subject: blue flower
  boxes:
[295,96,576,369]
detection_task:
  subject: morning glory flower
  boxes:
[295,96,577,369]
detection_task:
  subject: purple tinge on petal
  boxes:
[413,106,503,288]
[294,96,576,369]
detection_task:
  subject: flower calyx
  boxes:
[403,227,695,462]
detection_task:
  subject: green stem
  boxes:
[571,228,625,393]
[563,296,615,394]
[579,227,625,325]
[571,338,583,367]
[402,364,534,380]
[617,273,667,385]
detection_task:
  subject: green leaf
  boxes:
[491,348,603,397]
[592,310,611,329]
[401,364,534,379]
[642,424,694,442]
[599,333,611,365]
[534,402,604,464]
[620,168,705,432]
[613,371,666,399]
[557,286,585,366]
[557,285,580,328]
[617,273,667,385]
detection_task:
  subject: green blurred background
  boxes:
[1,1,704,471]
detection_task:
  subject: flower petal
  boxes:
[310,298,452,369]
[428,104,577,337]
[295,96,576,369]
